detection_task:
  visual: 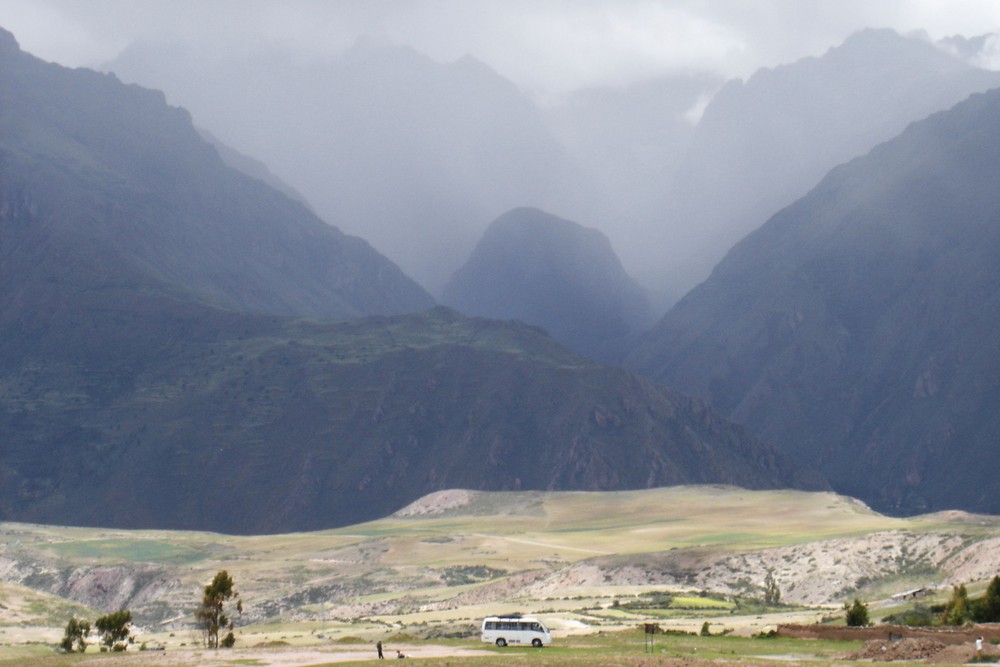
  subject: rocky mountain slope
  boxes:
[640,28,1000,301]
[0,27,433,321]
[0,302,821,533]
[442,207,652,362]
[1,26,819,533]
[104,36,593,294]
[628,85,1000,516]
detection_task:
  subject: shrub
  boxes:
[845,599,870,627]
[94,610,132,651]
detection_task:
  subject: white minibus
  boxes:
[480,615,551,647]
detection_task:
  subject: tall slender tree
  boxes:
[764,570,781,606]
[942,584,970,626]
[60,617,90,653]
[195,570,243,649]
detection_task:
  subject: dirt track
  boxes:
[38,643,494,666]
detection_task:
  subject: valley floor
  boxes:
[4,632,996,667]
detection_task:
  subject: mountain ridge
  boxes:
[0,25,434,321]
[104,35,594,294]
[639,28,1000,301]
[627,85,1000,516]
[1,25,823,534]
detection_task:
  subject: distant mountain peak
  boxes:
[0,25,21,55]
[649,25,1000,299]
[443,207,651,362]
[341,33,427,66]
[827,27,950,65]
[838,26,909,47]
[937,32,1000,69]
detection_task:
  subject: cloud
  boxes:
[452,1,747,92]
[1,0,999,92]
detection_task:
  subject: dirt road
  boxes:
[46,643,494,666]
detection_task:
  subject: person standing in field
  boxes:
[377,640,384,659]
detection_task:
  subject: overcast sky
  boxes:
[2,0,1000,94]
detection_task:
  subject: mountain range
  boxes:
[5,16,1000,529]
[103,29,1000,314]
[637,28,1000,301]
[627,85,1000,516]
[0,26,820,533]
[104,36,594,295]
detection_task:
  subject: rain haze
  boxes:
[4,1,1000,90]
[3,0,1000,301]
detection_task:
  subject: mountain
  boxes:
[0,27,433,321]
[197,127,314,210]
[0,26,823,534]
[104,37,595,295]
[543,72,722,223]
[0,299,824,533]
[627,86,1000,516]
[442,207,652,362]
[937,32,1000,69]
[638,28,1000,302]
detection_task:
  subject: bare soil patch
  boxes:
[845,638,947,661]
[782,623,1000,663]
[779,623,1000,644]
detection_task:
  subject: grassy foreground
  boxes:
[0,631,865,667]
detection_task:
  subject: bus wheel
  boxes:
[496,638,507,647]
[532,638,543,648]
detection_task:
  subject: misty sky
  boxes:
[3,0,1000,95]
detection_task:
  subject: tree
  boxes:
[972,575,1000,623]
[942,584,969,625]
[764,570,781,606]
[845,598,870,627]
[94,610,132,651]
[195,570,243,649]
[60,617,90,653]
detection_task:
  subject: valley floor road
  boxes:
[32,644,495,666]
